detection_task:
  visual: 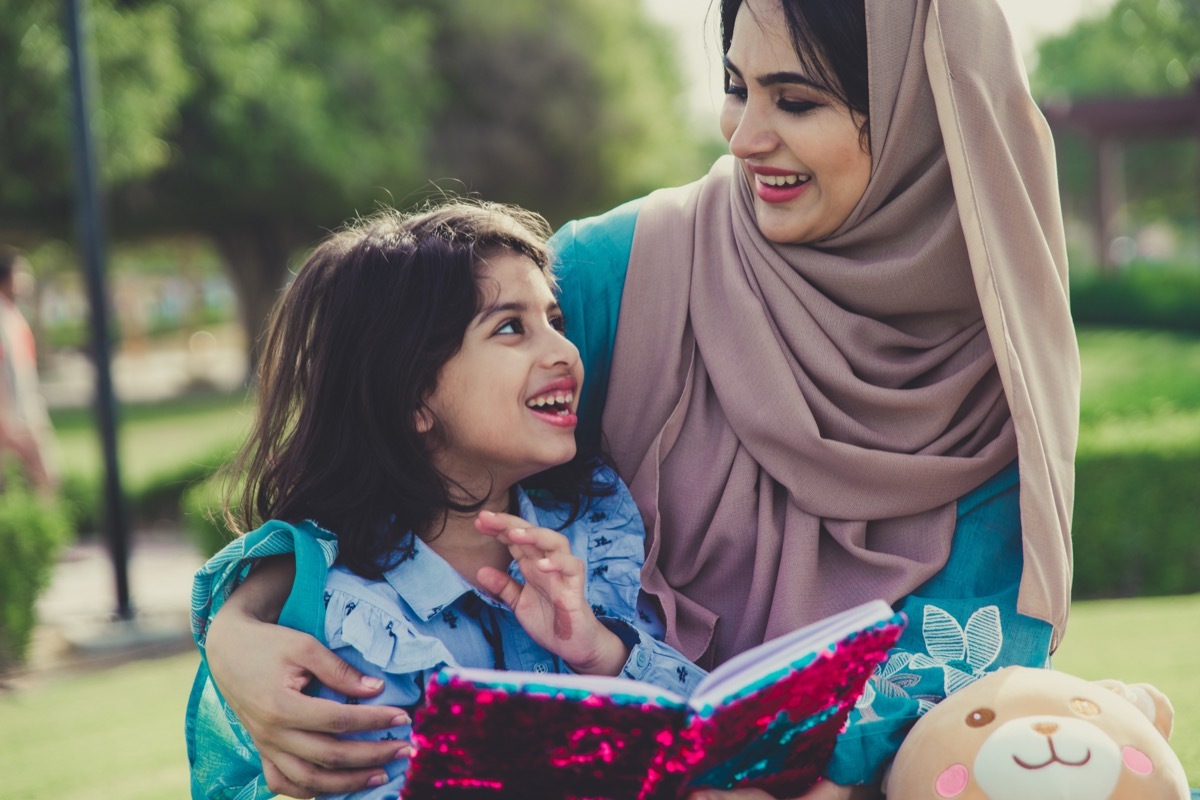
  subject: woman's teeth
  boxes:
[758,174,807,186]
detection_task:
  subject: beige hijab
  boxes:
[602,0,1078,669]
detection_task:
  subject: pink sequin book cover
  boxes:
[401,599,906,800]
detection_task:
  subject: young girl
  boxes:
[185,201,705,800]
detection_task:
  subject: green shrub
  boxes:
[132,445,232,525]
[1071,451,1200,599]
[182,473,239,557]
[1071,269,1200,333]
[58,471,102,536]
[0,480,72,672]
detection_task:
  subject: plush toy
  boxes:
[884,666,1190,800]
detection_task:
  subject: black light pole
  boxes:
[64,0,133,620]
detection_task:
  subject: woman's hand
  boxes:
[687,779,882,800]
[206,558,411,797]
[474,510,629,676]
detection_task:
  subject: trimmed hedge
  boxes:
[1071,269,1200,333]
[181,474,238,558]
[1071,450,1200,600]
[0,480,72,671]
[60,444,233,539]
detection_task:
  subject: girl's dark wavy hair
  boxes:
[224,201,613,580]
[720,0,870,143]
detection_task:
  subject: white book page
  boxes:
[446,666,689,707]
[689,599,894,709]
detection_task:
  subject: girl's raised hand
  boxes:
[474,510,629,676]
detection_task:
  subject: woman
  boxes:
[198,0,1078,797]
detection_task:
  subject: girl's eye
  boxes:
[724,81,747,101]
[550,314,566,333]
[495,319,523,336]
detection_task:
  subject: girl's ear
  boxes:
[414,405,435,435]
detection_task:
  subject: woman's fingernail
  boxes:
[395,745,413,758]
[391,712,410,726]
[367,772,388,787]
[362,676,384,690]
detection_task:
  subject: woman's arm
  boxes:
[205,558,407,797]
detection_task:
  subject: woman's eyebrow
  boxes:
[724,57,823,91]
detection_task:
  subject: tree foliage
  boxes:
[423,0,704,228]
[1,0,704,366]
[0,0,190,240]
[1031,0,1200,99]
[1029,0,1200,250]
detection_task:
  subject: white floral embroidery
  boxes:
[907,604,1003,694]
[852,604,1004,721]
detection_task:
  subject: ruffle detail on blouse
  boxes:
[325,589,455,675]
[575,468,646,622]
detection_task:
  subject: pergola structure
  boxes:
[1040,80,1200,272]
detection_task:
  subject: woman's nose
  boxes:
[726,100,776,159]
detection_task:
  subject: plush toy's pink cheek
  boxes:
[934,764,969,797]
[1122,746,1154,776]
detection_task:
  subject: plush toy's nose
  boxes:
[1033,721,1059,736]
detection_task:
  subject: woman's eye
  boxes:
[778,99,821,115]
[724,82,747,100]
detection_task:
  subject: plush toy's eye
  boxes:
[1070,697,1101,716]
[966,708,995,727]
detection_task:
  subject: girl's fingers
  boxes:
[476,512,572,562]
[475,510,534,533]
[534,551,582,578]
[476,566,523,608]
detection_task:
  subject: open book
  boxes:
[400,599,906,800]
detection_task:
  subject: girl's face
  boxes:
[719,0,871,244]
[422,252,583,496]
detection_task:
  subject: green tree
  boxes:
[0,0,190,242]
[1031,0,1200,100]
[119,0,437,367]
[424,0,705,228]
[3,0,703,369]
[1030,0,1200,251]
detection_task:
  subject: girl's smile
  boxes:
[525,376,578,428]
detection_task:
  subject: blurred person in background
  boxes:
[0,245,57,493]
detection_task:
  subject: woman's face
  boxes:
[719,0,871,245]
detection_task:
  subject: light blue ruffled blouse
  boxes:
[185,464,706,800]
[314,466,706,799]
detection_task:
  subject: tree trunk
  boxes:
[212,226,301,381]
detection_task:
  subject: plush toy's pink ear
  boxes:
[1094,678,1176,740]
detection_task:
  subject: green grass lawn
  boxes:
[0,652,199,800]
[0,595,1196,798]
[50,391,252,492]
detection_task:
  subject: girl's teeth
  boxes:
[527,392,574,408]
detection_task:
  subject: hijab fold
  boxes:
[602,0,1077,669]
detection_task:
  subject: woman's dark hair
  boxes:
[720,0,869,138]
[225,200,611,579]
